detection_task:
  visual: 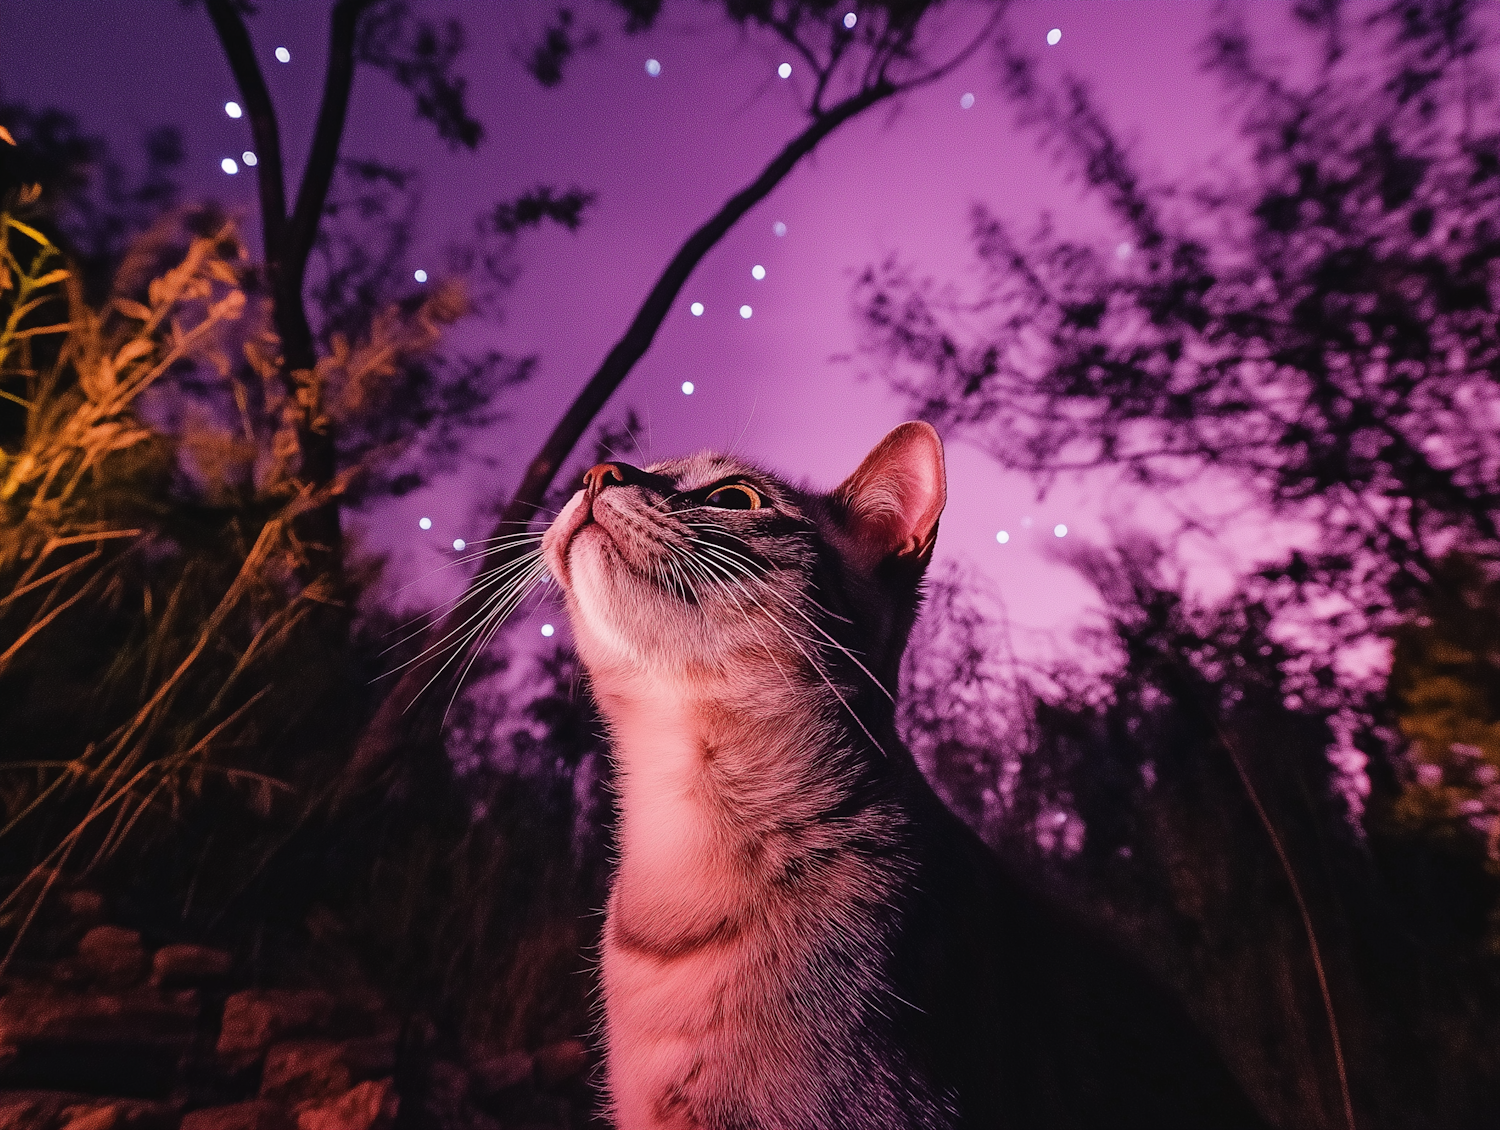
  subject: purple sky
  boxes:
[4,1,1320,667]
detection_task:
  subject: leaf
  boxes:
[112,339,153,370]
[112,298,153,323]
[29,269,70,291]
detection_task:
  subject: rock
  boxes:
[58,891,106,926]
[532,1038,589,1087]
[466,1049,532,1095]
[293,1079,397,1130]
[76,926,147,988]
[0,986,199,1043]
[0,1094,175,1130]
[217,990,336,1070]
[181,1101,297,1130]
[151,944,233,987]
[260,1041,352,1106]
[58,1106,123,1130]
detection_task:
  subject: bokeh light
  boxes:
[682,381,695,395]
[843,12,857,29]
[773,221,787,237]
[1047,27,1062,46]
[645,58,662,77]
[220,157,238,174]
[690,302,704,316]
[739,305,752,319]
[419,517,432,530]
[1054,524,1068,537]
[242,151,257,166]
[453,538,466,551]
[960,92,975,110]
[778,62,791,79]
[541,624,555,637]
[274,46,290,63]
[414,269,428,283]
[996,530,1010,544]
[224,101,241,118]
[751,264,766,280]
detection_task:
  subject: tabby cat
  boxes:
[541,422,1266,1130]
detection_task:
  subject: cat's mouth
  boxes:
[543,488,695,604]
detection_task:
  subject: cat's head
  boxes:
[542,422,946,707]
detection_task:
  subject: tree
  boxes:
[859,0,1500,654]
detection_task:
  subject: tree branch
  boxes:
[204,0,288,274]
[286,0,380,279]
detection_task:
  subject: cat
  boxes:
[541,422,1267,1130]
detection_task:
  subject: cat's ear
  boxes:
[835,422,947,564]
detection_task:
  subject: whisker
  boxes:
[381,549,547,658]
[406,558,550,710]
[689,539,893,703]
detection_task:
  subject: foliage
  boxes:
[1387,551,1500,899]
[860,0,1500,644]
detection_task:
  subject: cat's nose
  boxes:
[583,463,625,497]
[583,461,672,498]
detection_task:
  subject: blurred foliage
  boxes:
[1387,552,1500,914]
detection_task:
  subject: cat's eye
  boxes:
[705,484,761,510]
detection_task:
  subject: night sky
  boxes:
[3,0,1312,665]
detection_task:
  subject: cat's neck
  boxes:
[591,662,879,948]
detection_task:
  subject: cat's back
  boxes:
[899,775,1266,1130]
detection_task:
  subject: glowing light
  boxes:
[275,46,291,63]
[225,101,242,118]
[778,62,792,79]
[645,58,662,77]
[843,12,857,29]
[690,302,704,316]
[221,158,239,175]
[960,92,975,110]
[419,517,432,530]
[773,221,787,237]
[1054,524,1068,537]
[541,623,555,637]
[414,269,428,283]
[1116,241,1133,260]
[1021,516,1033,528]
[1047,27,1062,46]
[739,305,753,319]
[242,151,257,166]
[996,530,1010,544]
[751,264,766,280]
[453,538,467,551]
[682,381,695,395]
